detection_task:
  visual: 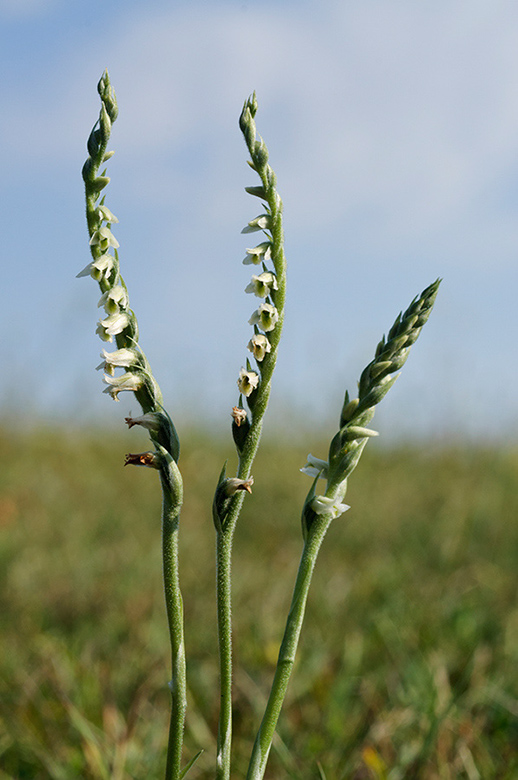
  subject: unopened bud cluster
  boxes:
[301,279,441,535]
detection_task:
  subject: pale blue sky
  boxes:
[2,0,517,440]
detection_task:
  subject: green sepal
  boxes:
[245,185,267,199]
[82,157,96,184]
[232,412,250,455]
[91,176,110,193]
[327,437,369,492]
[253,141,269,171]
[87,126,101,159]
[212,461,230,533]
[300,473,321,541]
[154,445,183,506]
[370,360,393,379]
[149,410,181,463]
[339,395,359,428]
[356,373,400,415]
[97,70,118,123]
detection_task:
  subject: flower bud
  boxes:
[245,185,267,200]
[241,215,272,234]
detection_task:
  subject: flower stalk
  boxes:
[212,94,287,780]
[246,279,441,779]
[80,71,185,780]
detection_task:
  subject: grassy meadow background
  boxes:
[0,423,517,779]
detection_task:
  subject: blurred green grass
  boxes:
[0,424,517,779]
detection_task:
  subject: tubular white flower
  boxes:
[300,454,329,480]
[243,242,272,265]
[97,347,138,375]
[96,311,130,342]
[103,371,143,400]
[98,284,128,314]
[241,214,272,233]
[245,272,278,298]
[247,333,271,362]
[76,254,115,281]
[311,495,350,519]
[237,367,259,397]
[125,412,161,431]
[248,302,279,332]
[89,226,119,252]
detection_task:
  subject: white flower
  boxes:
[247,333,271,362]
[237,367,259,397]
[98,205,119,224]
[96,312,130,342]
[300,454,329,480]
[243,242,272,265]
[97,284,128,314]
[125,412,161,431]
[248,303,279,332]
[89,226,119,252]
[97,347,138,375]
[245,272,278,298]
[241,214,272,234]
[76,254,115,281]
[311,495,350,519]
[103,372,143,400]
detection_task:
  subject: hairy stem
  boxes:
[214,94,287,779]
[246,517,332,780]
[161,460,186,780]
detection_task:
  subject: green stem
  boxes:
[161,465,186,780]
[215,530,233,779]
[246,515,333,780]
[214,441,259,780]
[214,96,287,779]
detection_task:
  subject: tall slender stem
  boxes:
[246,516,332,780]
[214,94,286,779]
[215,530,233,779]
[161,462,186,780]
